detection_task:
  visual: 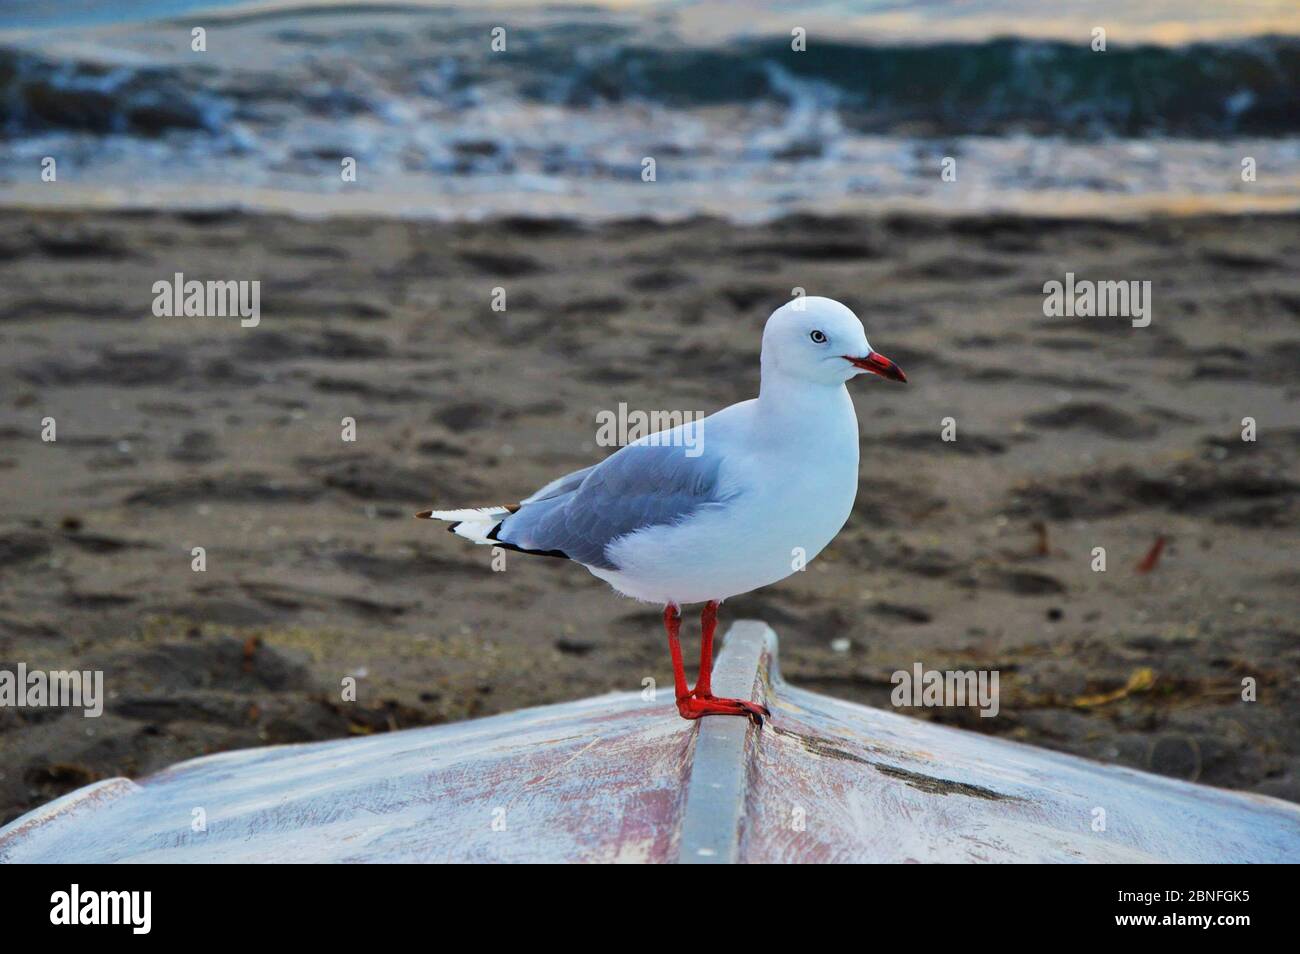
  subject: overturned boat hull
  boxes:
[2,622,1297,863]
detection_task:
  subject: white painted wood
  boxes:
[677,621,774,864]
[2,623,1297,863]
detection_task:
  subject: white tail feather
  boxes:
[419,507,509,545]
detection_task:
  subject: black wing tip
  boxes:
[489,539,571,560]
[485,522,570,560]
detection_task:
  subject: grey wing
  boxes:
[494,443,728,569]
[519,464,597,504]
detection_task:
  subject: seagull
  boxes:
[418,297,906,725]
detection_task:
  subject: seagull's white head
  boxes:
[760,296,906,386]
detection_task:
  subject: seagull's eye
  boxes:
[809,330,827,344]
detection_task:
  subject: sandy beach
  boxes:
[1,205,1297,824]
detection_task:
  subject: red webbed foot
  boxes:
[663,600,771,727]
[677,693,771,727]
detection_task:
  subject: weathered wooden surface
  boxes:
[2,622,1298,863]
[0,690,692,863]
[677,621,773,863]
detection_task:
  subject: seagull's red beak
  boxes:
[846,351,907,383]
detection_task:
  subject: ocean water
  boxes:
[1,0,1297,220]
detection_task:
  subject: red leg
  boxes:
[673,600,771,727]
[663,604,689,701]
[695,599,718,697]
